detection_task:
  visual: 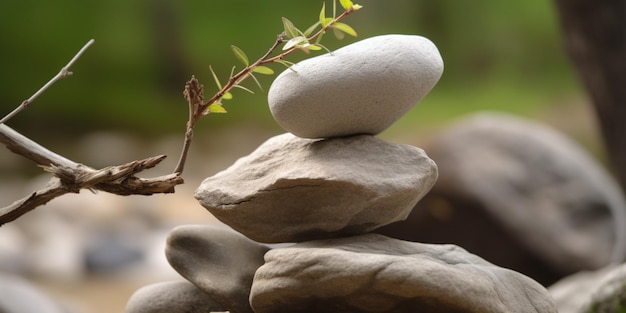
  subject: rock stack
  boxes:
[126,35,557,313]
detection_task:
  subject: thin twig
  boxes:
[0,39,95,125]
[173,6,359,174]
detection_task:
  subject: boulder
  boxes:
[377,112,626,284]
[268,34,443,138]
[250,234,557,313]
[125,280,225,313]
[165,225,268,313]
[195,133,438,243]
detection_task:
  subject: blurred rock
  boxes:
[549,264,626,313]
[165,225,268,313]
[268,34,443,139]
[195,133,438,243]
[250,234,557,313]
[125,280,225,313]
[84,231,144,273]
[0,273,67,313]
[376,112,626,285]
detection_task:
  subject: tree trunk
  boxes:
[553,0,626,194]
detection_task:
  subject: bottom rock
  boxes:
[250,234,557,313]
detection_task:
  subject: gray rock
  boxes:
[378,112,626,284]
[250,234,557,313]
[0,273,67,313]
[165,225,269,313]
[195,133,438,243]
[549,264,626,313]
[268,34,444,139]
[125,280,225,313]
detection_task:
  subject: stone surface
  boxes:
[195,133,438,243]
[549,264,626,313]
[268,34,444,138]
[165,225,269,313]
[125,280,225,313]
[250,234,557,313]
[0,273,67,313]
[377,112,626,285]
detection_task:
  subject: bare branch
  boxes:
[0,39,95,125]
[0,123,184,225]
[0,154,184,226]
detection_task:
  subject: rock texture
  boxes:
[125,280,225,313]
[377,112,626,284]
[250,234,557,313]
[268,34,444,138]
[165,225,269,313]
[550,264,626,313]
[195,133,438,243]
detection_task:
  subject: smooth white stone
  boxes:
[268,34,443,139]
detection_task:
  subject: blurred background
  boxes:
[0,0,606,312]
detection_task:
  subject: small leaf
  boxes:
[353,3,363,10]
[231,45,249,66]
[208,103,227,113]
[339,0,353,11]
[274,59,297,72]
[333,22,357,37]
[233,84,255,94]
[304,22,321,37]
[282,17,301,39]
[252,66,274,75]
[222,92,233,100]
[283,36,308,50]
[307,44,323,51]
[250,73,264,91]
[333,27,345,40]
[319,2,327,26]
[209,65,222,89]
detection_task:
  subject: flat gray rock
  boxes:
[268,34,443,138]
[549,264,626,313]
[250,234,557,313]
[165,225,269,313]
[195,133,438,243]
[125,280,225,313]
[383,113,626,281]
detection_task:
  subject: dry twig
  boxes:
[0,40,184,225]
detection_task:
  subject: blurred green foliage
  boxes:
[0,0,580,138]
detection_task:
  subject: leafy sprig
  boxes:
[176,0,362,174]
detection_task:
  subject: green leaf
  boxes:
[304,22,321,37]
[233,84,255,94]
[250,73,264,91]
[208,103,227,113]
[230,45,249,66]
[252,66,274,75]
[339,0,353,11]
[282,17,301,39]
[333,27,345,40]
[307,44,323,51]
[283,36,308,50]
[209,65,222,89]
[333,22,357,37]
[274,59,297,72]
[222,92,233,100]
[319,2,327,26]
